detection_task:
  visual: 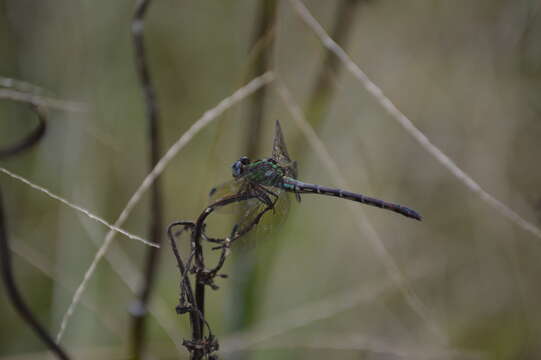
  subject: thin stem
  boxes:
[0,190,70,360]
[227,3,278,353]
[54,72,272,345]
[192,194,256,330]
[292,0,364,159]
[0,88,86,112]
[276,80,446,342]
[305,0,363,126]
[289,0,541,241]
[169,193,263,359]
[130,0,165,358]
[244,0,278,158]
[0,93,69,358]
[0,105,46,158]
[168,222,202,344]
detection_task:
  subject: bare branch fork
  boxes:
[168,194,273,359]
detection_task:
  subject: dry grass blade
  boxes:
[0,88,86,112]
[76,214,184,352]
[0,167,155,248]
[220,259,440,353]
[10,238,123,337]
[276,80,446,343]
[55,72,275,343]
[288,0,541,241]
[0,76,49,94]
[256,333,481,360]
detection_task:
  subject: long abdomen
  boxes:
[282,179,422,221]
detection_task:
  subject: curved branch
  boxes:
[168,222,204,343]
[0,105,46,159]
[130,0,165,358]
[168,193,267,359]
[0,92,66,358]
[0,190,70,360]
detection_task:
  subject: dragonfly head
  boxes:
[232,156,250,178]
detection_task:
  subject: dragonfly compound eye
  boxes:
[240,156,250,165]
[232,159,246,178]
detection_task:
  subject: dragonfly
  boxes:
[209,121,421,236]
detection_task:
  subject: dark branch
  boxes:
[0,188,70,360]
[168,222,204,342]
[169,193,271,359]
[130,0,165,358]
[0,77,68,358]
[305,0,364,127]
[244,0,278,158]
[0,105,46,159]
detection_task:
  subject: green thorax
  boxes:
[243,159,287,187]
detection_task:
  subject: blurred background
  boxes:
[1,0,541,359]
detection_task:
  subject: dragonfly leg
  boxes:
[256,190,274,208]
[258,186,281,213]
[261,187,279,202]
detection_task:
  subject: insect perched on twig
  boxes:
[209,120,421,238]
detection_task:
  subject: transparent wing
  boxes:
[208,179,289,233]
[208,178,244,203]
[234,186,290,236]
[272,120,297,179]
[208,178,252,215]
